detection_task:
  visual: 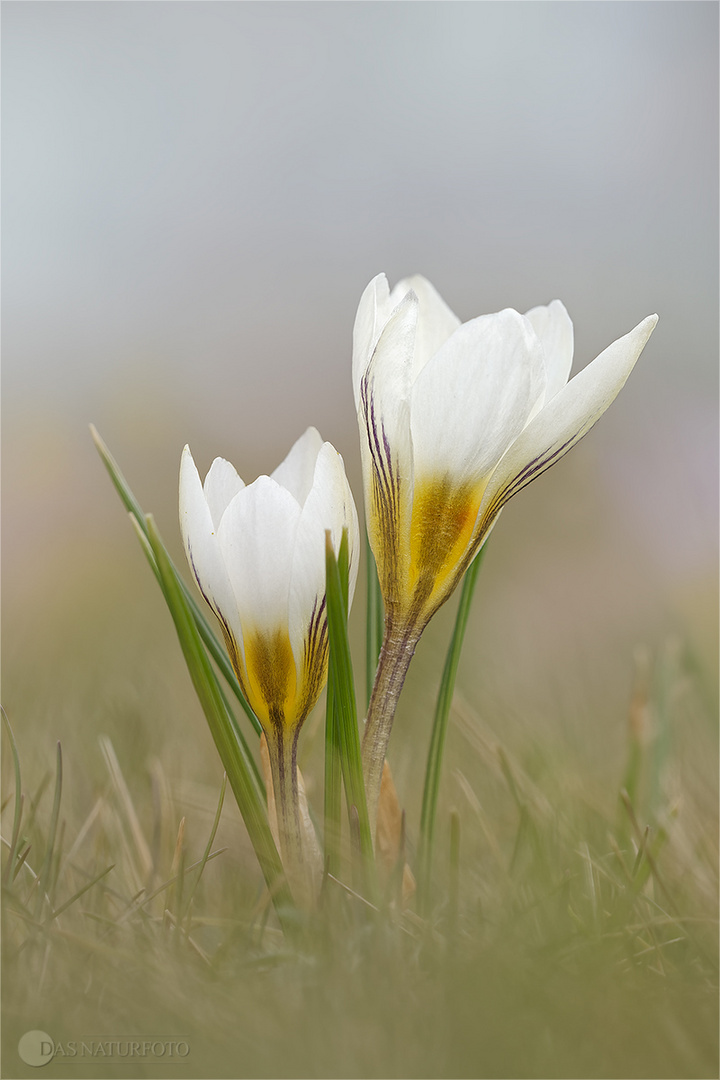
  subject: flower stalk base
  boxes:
[266,725,310,905]
[362,617,421,837]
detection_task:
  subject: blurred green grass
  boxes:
[2,419,718,1079]
[3,647,717,1078]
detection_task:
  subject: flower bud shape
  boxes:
[353,274,657,634]
[179,427,359,734]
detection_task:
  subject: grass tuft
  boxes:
[3,666,717,1078]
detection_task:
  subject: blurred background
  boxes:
[3,2,717,819]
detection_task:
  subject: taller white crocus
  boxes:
[354,273,658,826]
[179,427,359,894]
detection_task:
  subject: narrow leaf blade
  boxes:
[417,543,486,914]
[365,533,384,709]
[91,425,263,737]
[145,514,296,927]
[325,533,375,892]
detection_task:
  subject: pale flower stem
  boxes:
[266,725,306,903]
[362,616,421,837]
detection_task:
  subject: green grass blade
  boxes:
[183,774,227,921]
[90,424,146,522]
[365,533,384,709]
[337,529,350,619]
[90,425,262,737]
[49,864,115,921]
[1,708,23,887]
[323,530,351,883]
[122,849,226,917]
[325,532,375,891]
[417,544,486,914]
[144,514,296,929]
[323,651,342,883]
[190,597,262,737]
[129,520,264,798]
[35,742,63,919]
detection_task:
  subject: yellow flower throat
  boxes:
[243,627,297,729]
[407,474,484,612]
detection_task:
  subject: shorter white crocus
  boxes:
[354,273,658,826]
[179,427,359,897]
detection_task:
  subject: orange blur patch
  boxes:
[244,627,297,729]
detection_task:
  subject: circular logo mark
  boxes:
[18,1031,55,1068]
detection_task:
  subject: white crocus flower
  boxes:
[354,273,657,826]
[179,427,359,897]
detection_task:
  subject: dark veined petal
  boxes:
[358,291,418,605]
[477,313,658,530]
[288,440,359,723]
[179,446,246,672]
[352,273,393,410]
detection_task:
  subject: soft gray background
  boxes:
[3,2,717,769]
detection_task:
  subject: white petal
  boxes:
[203,457,245,531]
[292,448,340,590]
[390,274,461,378]
[312,442,360,603]
[179,446,245,656]
[287,443,360,658]
[360,288,417,450]
[524,300,574,402]
[479,314,659,521]
[409,309,547,488]
[352,273,392,409]
[343,465,361,607]
[217,475,301,641]
[271,426,323,507]
[359,291,418,568]
[288,452,334,662]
